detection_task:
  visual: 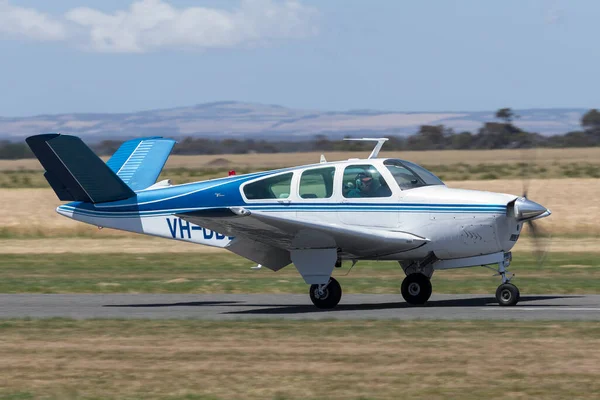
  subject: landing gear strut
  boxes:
[494,252,520,306]
[309,277,342,309]
[401,273,432,305]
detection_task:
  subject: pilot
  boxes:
[346,171,376,198]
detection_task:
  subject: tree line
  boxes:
[1,108,600,159]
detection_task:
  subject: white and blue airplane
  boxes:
[27,134,551,309]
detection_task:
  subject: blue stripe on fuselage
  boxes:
[58,203,507,218]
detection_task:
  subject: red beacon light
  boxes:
[228,170,236,176]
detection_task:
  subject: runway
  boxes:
[1,294,600,320]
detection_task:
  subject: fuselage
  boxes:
[56,158,526,261]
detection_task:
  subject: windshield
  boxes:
[384,159,444,190]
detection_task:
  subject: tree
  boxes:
[581,109,600,131]
[495,108,516,124]
[0,141,32,159]
[407,125,449,150]
[450,131,474,149]
[312,134,333,151]
[476,122,524,149]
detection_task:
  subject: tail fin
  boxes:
[26,133,135,204]
[106,137,176,191]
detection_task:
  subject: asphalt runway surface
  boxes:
[1,294,600,320]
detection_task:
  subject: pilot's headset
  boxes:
[355,171,373,191]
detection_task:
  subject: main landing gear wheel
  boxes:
[401,273,432,305]
[496,283,520,307]
[309,277,342,309]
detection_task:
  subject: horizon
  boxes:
[0,100,592,119]
[0,101,592,142]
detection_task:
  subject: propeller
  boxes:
[518,146,549,266]
[525,215,548,267]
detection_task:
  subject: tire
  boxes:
[496,283,520,306]
[309,277,342,309]
[401,274,432,305]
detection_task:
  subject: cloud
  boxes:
[0,1,67,41]
[0,0,318,53]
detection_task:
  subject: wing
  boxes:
[176,207,429,260]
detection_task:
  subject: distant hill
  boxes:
[0,101,587,142]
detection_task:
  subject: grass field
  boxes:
[1,319,599,400]
[3,147,600,170]
[1,236,595,254]
[0,251,597,294]
[1,177,596,237]
[0,148,598,400]
[1,147,600,187]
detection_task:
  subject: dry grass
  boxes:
[0,238,226,253]
[0,188,104,237]
[166,147,600,169]
[1,319,599,400]
[2,148,600,188]
[0,178,596,238]
[3,147,599,171]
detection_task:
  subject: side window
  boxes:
[299,167,335,199]
[342,164,392,198]
[243,173,293,200]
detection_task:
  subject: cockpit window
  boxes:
[384,159,444,190]
[342,164,392,198]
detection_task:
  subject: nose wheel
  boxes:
[493,253,520,306]
[309,277,342,309]
[401,273,432,305]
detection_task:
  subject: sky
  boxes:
[0,0,598,116]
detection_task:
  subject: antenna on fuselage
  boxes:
[343,137,389,159]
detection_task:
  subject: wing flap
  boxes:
[226,237,291,271]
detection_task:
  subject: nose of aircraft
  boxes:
[513,197,551,221]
